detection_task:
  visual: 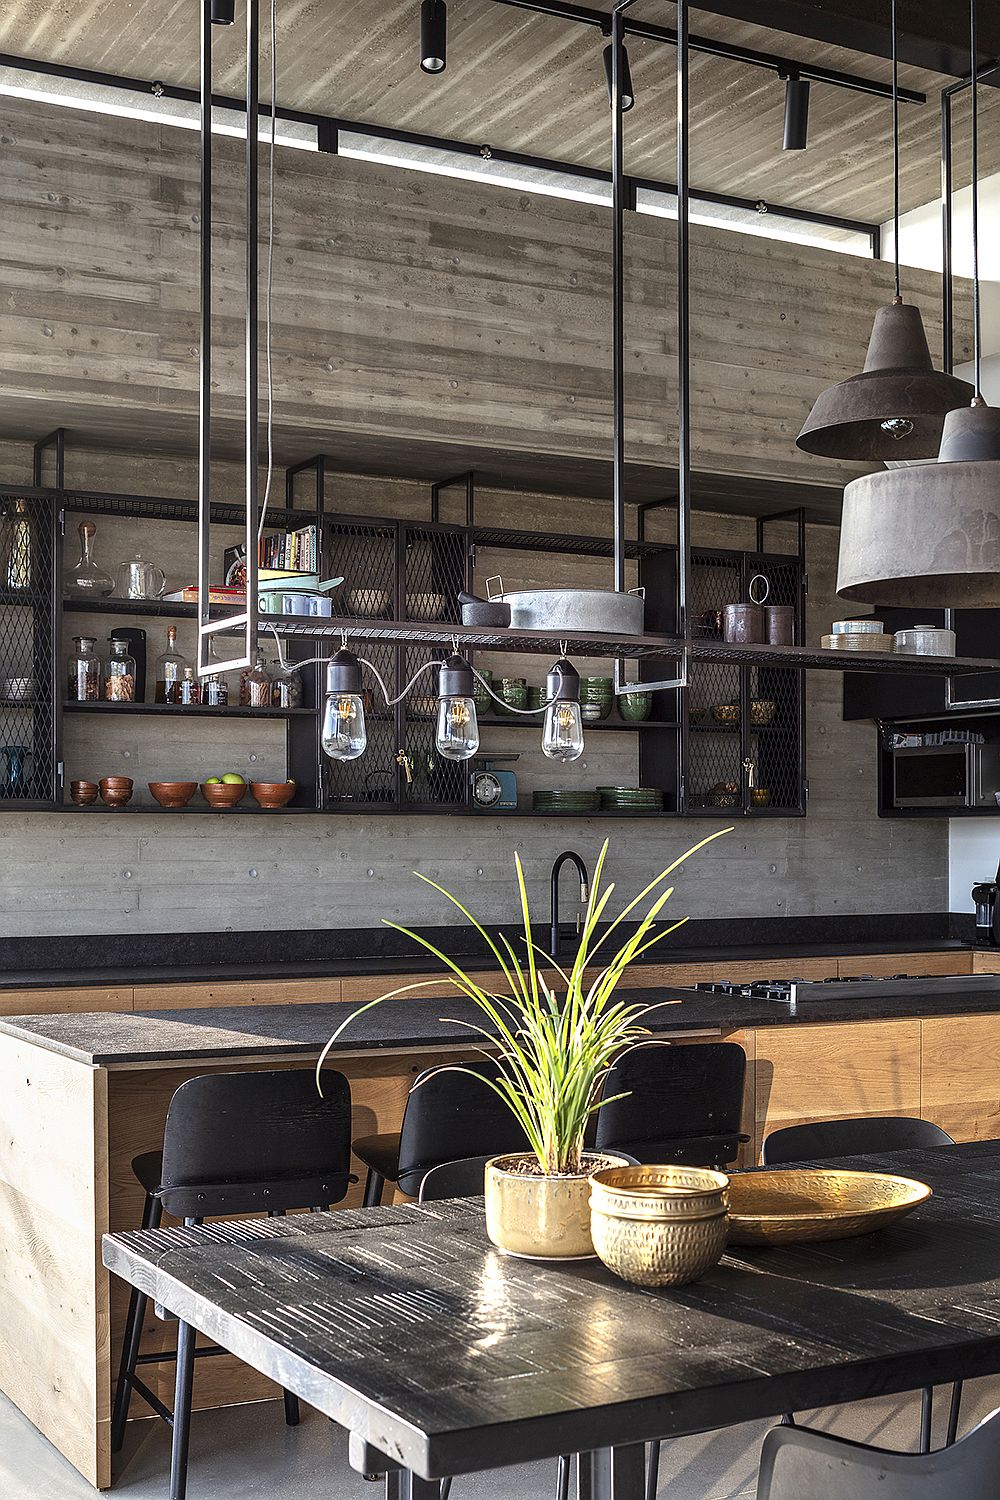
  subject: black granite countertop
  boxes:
[7,977,1000,1067]
[0,913,977,991]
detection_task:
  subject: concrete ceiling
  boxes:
[2,1,998,228]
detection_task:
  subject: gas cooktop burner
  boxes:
[693,973,997,1005]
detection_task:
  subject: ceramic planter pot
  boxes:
[485,1151,631,1260]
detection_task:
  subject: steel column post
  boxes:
[941,88,954,372]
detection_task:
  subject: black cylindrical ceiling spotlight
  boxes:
[603,42,635,112]
[782,74,810,150]
[211,0,235,23]
[420,0,447,74]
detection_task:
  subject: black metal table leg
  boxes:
[580,1445,646,1500]
[169,1320,197,1500]
[644,1439,660,1500]
[399,1473,442,1499]
[919,1386,933,1453]
[946,1381,964,1445]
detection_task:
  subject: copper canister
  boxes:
[764,605,795,645]
[722,603,764,644]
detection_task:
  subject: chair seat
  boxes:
[352,1131,402,1182]
[617,1133,746,1168]
[132,1151,164,1195]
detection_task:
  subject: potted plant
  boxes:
[318,828,730,1260]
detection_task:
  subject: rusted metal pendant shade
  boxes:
[797,301,974,461]
[837,402,1000,607]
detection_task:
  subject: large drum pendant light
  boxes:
[837,0,1000,608]
[797,0,973,461]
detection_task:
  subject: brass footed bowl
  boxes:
[726,1168,932,1246]
[589,1165,730,1288]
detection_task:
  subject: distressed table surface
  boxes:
[102,1142,1000,1484]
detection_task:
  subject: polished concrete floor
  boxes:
[3,1379,998,1499]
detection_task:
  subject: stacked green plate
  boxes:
[597,785,664,812]
[533,789,600,813]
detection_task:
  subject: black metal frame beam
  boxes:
[0,51,879,249]
[486,0,924,102]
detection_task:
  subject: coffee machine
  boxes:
[972,859,1000,945]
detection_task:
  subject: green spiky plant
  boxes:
[318,828,732,1177]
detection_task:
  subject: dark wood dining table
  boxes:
[102,1141,1000,1498]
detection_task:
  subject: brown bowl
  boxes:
[200,780,247,808]
[148,780,198,809]
[70,780,99,806]
[99,777,133,807]
[250,780,296,809]
[751,787,772,807]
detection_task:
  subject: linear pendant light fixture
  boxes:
[837,0,1000,607]
[796,0,972,460]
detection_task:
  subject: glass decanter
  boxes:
[65,521,114,599]
[2,498,32,592]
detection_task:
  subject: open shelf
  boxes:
[63,701,315,719]
[477,716,679,732]
[63,597,241,620]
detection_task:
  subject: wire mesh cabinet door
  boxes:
[743,552,806,817]
[0,493,58,809]
[684,552,744,816]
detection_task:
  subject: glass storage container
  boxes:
[204,673,229,707]
[155,625,188,705]
[271,664,303,709]
[68,636,101,702]
[178,666,201,706]
[242,653,272,709]
[103,638,136,702]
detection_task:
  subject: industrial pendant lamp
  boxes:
[837,0,1000,607]
[797,0,973,460]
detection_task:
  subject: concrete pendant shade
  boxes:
[797,302,975,461]
[837,403,1000,607]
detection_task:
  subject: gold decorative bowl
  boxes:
[589,1165,730,1288]
[726,1168,932,1246]
[750,698,776,726]
[712,703,740,724]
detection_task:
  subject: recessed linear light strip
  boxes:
[0,60,875,256]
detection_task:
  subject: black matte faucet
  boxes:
[550,850,590,957]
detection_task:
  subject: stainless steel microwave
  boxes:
[892,744,1000,808]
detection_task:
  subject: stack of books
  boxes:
[259,525,318,573]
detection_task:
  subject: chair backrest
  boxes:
[418,1155,493,1201]
[594,1042,746,1165]
[158,1068,353,1219]
[757,1409,1000,1500]
[761,1115,954,1166]
[396,1061,529,1197]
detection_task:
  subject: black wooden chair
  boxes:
[418,1154,494,1201]
[594,1041,749,1168]
[353,1060,530,1204]
[111,1067,354,1500]
[761,1114,958,1450]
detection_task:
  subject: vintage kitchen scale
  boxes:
[470,755,519,811]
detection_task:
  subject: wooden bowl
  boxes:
[70,780,99,806]
[99,777,133,807]
[200,780,247,808]
[148,780,198,808]
[250,780,296,809]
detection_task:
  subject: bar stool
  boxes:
[352,1060,529,1205]
[594,1041,748,1168]
[761,1114,957,1451]
[111,1067,354,1500]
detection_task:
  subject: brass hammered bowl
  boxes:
[725,1168,932,1246]
[589,1165,730,1288]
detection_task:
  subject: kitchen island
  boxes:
[4,978,1000,1489]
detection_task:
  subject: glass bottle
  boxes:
[68,636,101,702]
[64,521,114,599]
[155,625,188,705]
[103,638,136,703]
[179,666,201,706]
[204,673,229,707]
[2,498,32,591]
[271,664,303,709]
[244,653,272,709]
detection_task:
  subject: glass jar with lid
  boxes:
[68,637,101,702]
[178,666,201,706]
[242,653,272,709]
[103,638,136,702]
[203,673,229,707]
[271,663,303,709]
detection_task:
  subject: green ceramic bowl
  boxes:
[617,691,653,722]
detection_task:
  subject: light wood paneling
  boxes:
[718,958,838,982]
[132,978,343,1010]
[972,952,1000,974]
[0,1037,110,1488]
[920,1015,1000,1143]
[0,986,133,1015]
[837,952,973,977]
[754,1019,922,1162]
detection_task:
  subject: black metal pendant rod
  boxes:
[610,0,633,599]
[196,0,214,668]
[487,0,925,103]
[676,0,690,644]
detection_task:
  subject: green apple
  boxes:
[221,772,246,785]
[204,776,222,784]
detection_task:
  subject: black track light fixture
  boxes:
[603,41,635,112]
[210,0,235,24]
[420,0,447,74]
[782,73,810,150]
